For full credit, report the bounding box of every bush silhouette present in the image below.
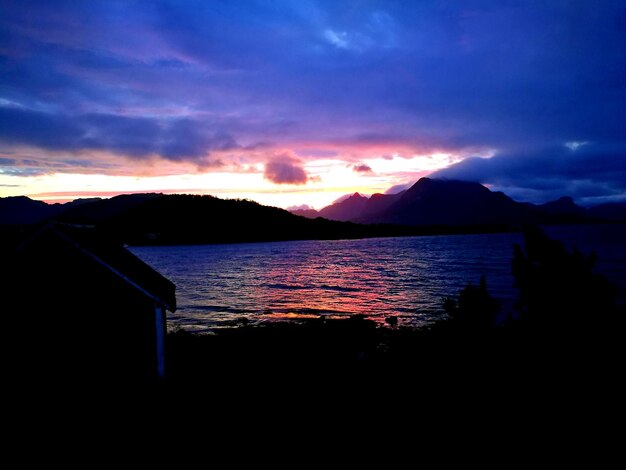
[443,275,500,329]
[512,226,617,331]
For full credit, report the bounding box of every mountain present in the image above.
[318,191,404,222]
[539,197,586,216]
[28,193,417,245]
[56,193,160,223]
[0,196,103,226]
[2,181,621,245]
[537,196,590,224]
[0,193,422,244]
[0,196,62,225]
[318,193,369,221]
[365,178,546,226]
[314,178,594,227]
[60,197,103,210]
[289,208,320,219]
[367,191,407,215]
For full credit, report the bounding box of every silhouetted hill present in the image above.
[61,197,103,209]
[313,178,595,227]
[290,208,320,219]
[538,196,585,216]
[0,196,62,225]
[56,193,161,223]
[318,193,370,221]
[371,178,547,226]
[318,191,404,222]
[1,183,620,244]
[537,196,589,222]
[57,193,423,245]
[367,190,407,214]
[0,192,514,245]
[0,196,102,225]
[588,202,626,222]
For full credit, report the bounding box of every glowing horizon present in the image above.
[1,2,625,207]
[0,147,463,209]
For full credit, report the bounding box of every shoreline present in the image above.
[164,310,626,393]
[125,221,626,248]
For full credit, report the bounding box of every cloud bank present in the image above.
[432,144,626,205]
[0,0,624,202]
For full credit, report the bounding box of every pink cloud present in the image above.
[352,163,373,174]
[264,154,309,185]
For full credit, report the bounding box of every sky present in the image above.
[1,0,625,209]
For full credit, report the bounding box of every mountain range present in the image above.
[1,178,625,245]
[291,178,626,226]
[0,192,420,245]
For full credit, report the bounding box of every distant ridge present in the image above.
[289,208,320,219]
[538,196,585,216]
[295,178,611,227]
[0,196,60,225]
[1,179,624,246]
[0,193,421,245]
[0,196,105,225]
[362,178,544,226]
[318,191,404,222]
[57,193,161,222]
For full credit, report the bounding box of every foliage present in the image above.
[443,275,500,329]
[512,226,617,329]
[443,226,620,334]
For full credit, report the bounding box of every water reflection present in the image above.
[131,233,521,331]
[130,225,626,332]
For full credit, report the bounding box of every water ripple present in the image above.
[131,225,626,332]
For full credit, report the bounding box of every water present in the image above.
[130,224,626,332]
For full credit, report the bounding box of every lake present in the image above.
[131,224,626,332]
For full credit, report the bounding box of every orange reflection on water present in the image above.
[262,312,321,321]
[131,232,531,332]
[252,243,416,325]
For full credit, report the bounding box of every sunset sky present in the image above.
[1,0,625,209]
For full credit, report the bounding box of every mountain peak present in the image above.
[2,195,35,202]
[318,191,371,221]
[539,196,584,216]
[368,178,535,226]
[403,177,490,198]
[556,196,574,204]
[0,195,59,225]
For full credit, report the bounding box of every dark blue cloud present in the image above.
[432,144,626,205]
[385,183,411,195]
[0,107,239,161]
[0,0,625,198]
[0,107,83,149]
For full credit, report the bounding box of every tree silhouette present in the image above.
[443,275,500,329]
[512,226,617,331]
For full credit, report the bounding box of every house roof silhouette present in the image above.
[1,223,176,380]
[10,223,176,312]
